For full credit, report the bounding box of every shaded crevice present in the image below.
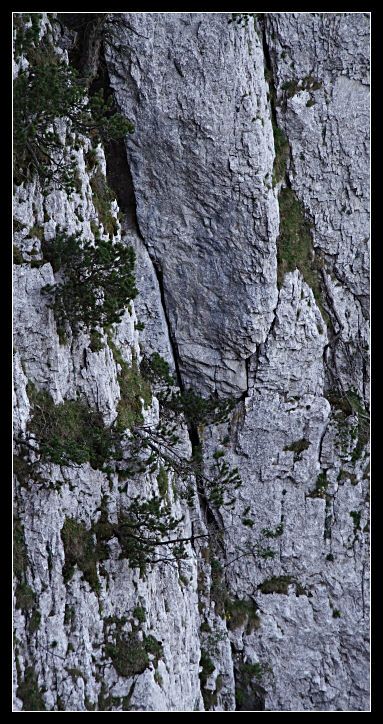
[261,17,350,400]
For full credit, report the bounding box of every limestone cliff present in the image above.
[13,12,370,711]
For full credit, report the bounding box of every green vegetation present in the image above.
[272,121,289,186]
[13,14,43,60]
[199,649,215,688]
[162,388,235,429]
[90,330,104,352]
[61,518,100,593]
[14,515,28,582]
[210,557,227,618]
[14,515,40,628]
[41,230,137,341]
[90,170,119,239]
[308,470,328,498]
[235,660,268,711]
[106,631,149,677]
[29,609,41,634]
[113,496,187,572]
[85,147,99,172]
[283,437,310,461]
[16,666,46,711]
[261,523,284,538]
[141,352,174,387]
[27,385,116,469]
[132,605,146,623]
[277,187,328,321]
[281,75,322,99]
[349,510,362,533]
[108,340,152,431]
[157,465,169,498]
[115,356,152,431]
[15,582,35,611]
[13,245,25,264]
[105,620,163,678]
[326,389,369,460]
[228,13,263,27]
[259,575,293,594]
[226,598,261,633]
[13,34,133,189]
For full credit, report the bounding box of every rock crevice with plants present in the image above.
[13,12,369,712]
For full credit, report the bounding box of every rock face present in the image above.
[106,12,279,396]
[13,12,369,712]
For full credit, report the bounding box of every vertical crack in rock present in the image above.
[13,11,369,713]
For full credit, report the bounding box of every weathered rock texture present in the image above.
[13,12,369,712]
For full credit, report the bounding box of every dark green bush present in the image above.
[41,231,137,339]
[13,41,134,189]
[61,518,100,593]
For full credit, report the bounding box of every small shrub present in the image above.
[283,438,310,461]
[15,582,35,611]
[115,496,186,571]
[226,598,261,633]
[259,575,293,594]
[13,245,25,264]
[90,170,119,239]
[106,631,149,677]
[29,609,41,634]
[16,666,46,711]
[13,13,42,61]
[105,628,163,678]
[132,605,146,624]
[61,518,100,593]
[89,330,104,352]
[308,470,328,498]
[199,649,215,688]
[85,147,99,172]
[13,41,134,189]
[27,385,116,469]
[41,230,137,338]
[157,465,169,498]
[349,510,361,532]
[261,523,284,538]
[141,352,174,386]
[13,515,28,580]
[108,341,152,431]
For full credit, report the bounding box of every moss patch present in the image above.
[61,518,100,593]
[16,666,46,711]
[157,465,169,498]
[277,187,328,323]
[226,598,261,634]
[109,340,152,432]
[272,121,289,186]
[259,575,293,594]
[283,437,310,461]
[27,384,115,469]
[90,170,118,239]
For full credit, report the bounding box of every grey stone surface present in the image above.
[13,11,369,713]
[106,12,279,396]
[265,12,370,403]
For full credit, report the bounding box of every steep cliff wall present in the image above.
[13,12,369,711]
